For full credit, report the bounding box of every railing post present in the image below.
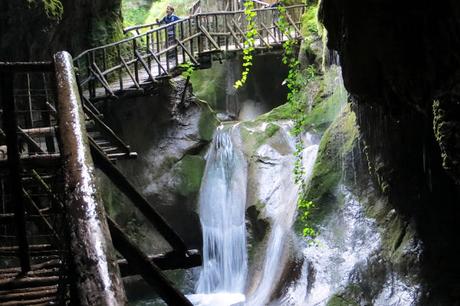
[53,51,127,306]
[0,69,31,273]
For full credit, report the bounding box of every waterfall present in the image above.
[246,131,319,306]
[190,125,248,306]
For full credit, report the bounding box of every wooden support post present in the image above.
[54,51,127,306]
[198,25,220,50]
[134,49,155,82]
[175,39,200,65]
[0,70,31,273]
[107,217,193,306]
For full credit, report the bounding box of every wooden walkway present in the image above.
[74,5,306,101]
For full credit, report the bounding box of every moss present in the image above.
[256,65,345,136]
[326,295,359,306]
[122,0,153,27]
[326,284,362,306]
[172,155,206,197]
[197,100,220,141]
[90,12,124,48]
[301,4,319,38]
[256,103,296,122]
[190,63,228,109]
[240,122,281,152]
[308,105,357,199]
[295,105,358,231]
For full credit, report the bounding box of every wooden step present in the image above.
[0,284,57,302]
[0,296,56,306]
[0,259,61,274]
[0,275,60,290]
[0,244,60,256]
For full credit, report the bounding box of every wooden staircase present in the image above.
[0,169,71,305]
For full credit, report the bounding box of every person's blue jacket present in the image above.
[158,14,180,36]
[158,14,180,24]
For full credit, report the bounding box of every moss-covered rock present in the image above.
[172,155,206,197]
[257,65,346,134]
[1,0,123,60]
[198,100,220,141]
[305,104,357,204]
[239,121,281,154]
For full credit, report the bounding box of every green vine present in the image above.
[277,1,317,239]
[234,0,257,89]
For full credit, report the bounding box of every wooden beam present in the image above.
[260,22,278,44]
[198,25,220,50]
[118,249,201,276]
[175,39,200,65]
[89,64,115,97]
[134,50,155,82]
[17,127,46,153]
[147,48,168,74]
[108,217,193,306]
[226,22,243,49]
[90,142,189,255]
[119,56,141,89]
[284,10,302,37]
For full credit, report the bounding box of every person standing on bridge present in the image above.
[157,5,181,62]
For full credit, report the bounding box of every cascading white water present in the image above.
[189,125,248,306]
[246,130,319,306]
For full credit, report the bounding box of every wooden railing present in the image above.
[74,4,305,101]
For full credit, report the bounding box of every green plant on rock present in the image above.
[298,198,315,237]
[234,0,257,89]
[276,1,319,238]
[179,61,196,78]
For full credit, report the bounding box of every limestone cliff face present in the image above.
[0,0,123,60]
[319,1,460,303]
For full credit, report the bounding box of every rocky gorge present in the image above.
[1,0,460,305]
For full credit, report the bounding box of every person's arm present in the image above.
[156,16,166,25]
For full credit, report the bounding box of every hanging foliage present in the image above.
[234,0,257,89]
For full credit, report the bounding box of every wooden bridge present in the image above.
[74,4,305,102]
[0,3,306,305]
